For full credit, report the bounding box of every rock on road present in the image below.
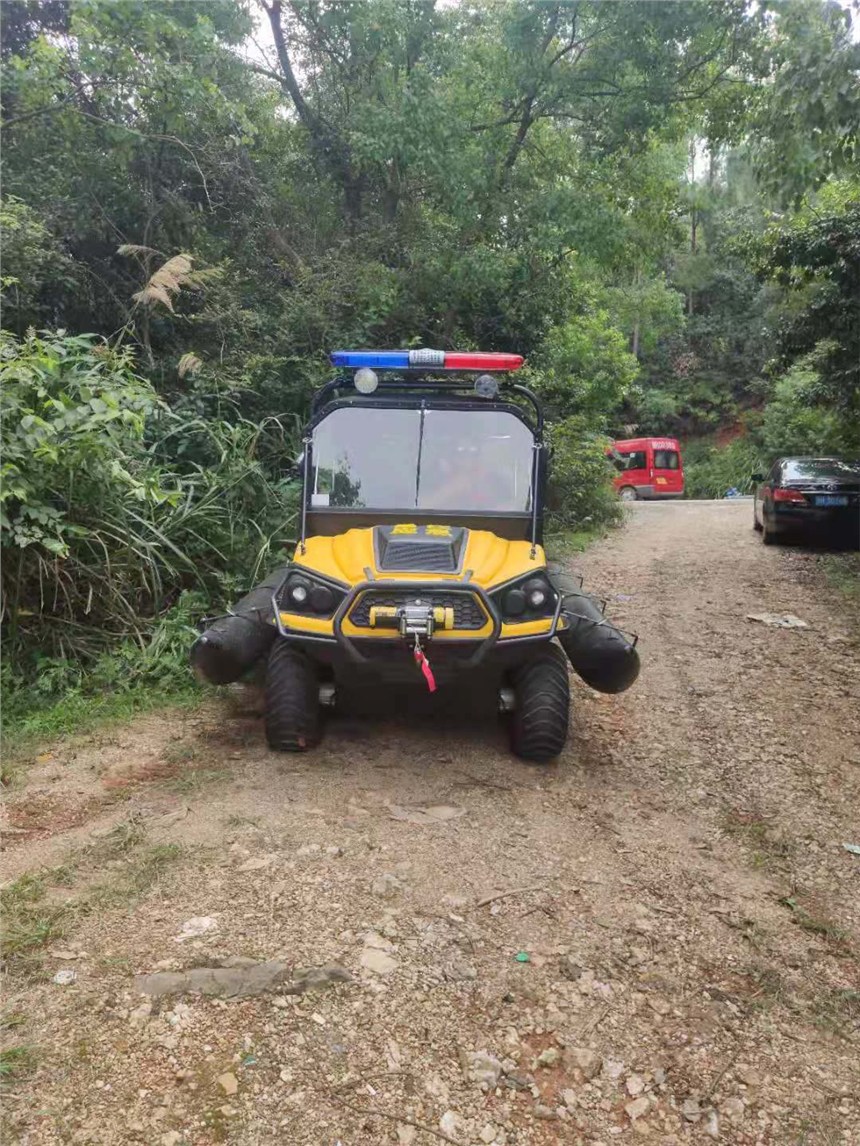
[3,500,859,1146]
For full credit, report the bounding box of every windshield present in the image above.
[310,406,534,513]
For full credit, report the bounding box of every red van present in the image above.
[608,437,684,501]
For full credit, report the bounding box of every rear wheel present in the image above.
[264,640,321,751]
[509,644,570,764]
[753,506,763,532]
[761,514,776,545]
[619,486,638,502]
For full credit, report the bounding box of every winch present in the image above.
[368,600,455,639]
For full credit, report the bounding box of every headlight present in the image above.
[504,588,526,616]
[290,582,309,605]
[524,579,547,609]
[310,584,334,613]
[281,572,344,617]
[493,574,556,620]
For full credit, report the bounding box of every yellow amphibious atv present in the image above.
[192,349,639,762]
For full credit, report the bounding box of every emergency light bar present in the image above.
[329,349,524,371]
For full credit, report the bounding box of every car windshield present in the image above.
[783,459,860,481]
[310,406,534,513]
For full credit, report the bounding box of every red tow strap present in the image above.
[414,645,437,692]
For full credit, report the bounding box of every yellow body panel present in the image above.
[292,526,545,591]
[283,525,557,643]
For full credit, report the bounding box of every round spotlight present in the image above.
[474,373,499,399]
[354,367,379,394]
[310,584,334,613]
[524,579,548,610]
[289,580,309,606]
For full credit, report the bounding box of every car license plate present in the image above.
[815,495,848,506]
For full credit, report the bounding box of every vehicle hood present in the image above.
[292,525,544,590]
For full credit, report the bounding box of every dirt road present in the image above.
[3,501,859,1146]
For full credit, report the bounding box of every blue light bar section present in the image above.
[330,350,410,369]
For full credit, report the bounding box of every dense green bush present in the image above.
[0,591,207,745]
[682,435,765,499]
[759,360,848,457]
[545,417,622,532]
[1,331,299,687]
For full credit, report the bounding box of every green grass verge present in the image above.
[1,678,205,769]
[544,523,607,559]
[1,823,187,974]
[822,552,860,604]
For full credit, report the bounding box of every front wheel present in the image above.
[619,486,638,502]
[509,645,570,764]
[264,640,321,751]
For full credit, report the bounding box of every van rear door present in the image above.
[650,440,684,496]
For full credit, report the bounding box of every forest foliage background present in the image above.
[1,0,858,729]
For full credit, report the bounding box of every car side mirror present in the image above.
[751,472,764,483]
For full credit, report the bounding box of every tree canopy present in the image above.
[1,0,858,687]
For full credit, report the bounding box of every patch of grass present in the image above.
[85,818,147,861]
[0,874,68,968]
[738,964,792,1013]
[3,829,185,973]
[163,740,199,766]
[545,524,605,559]
[166,768,230,795]
[90,842,185,908]
[778,895,848,944]
[812,987,860,1037]
[1,682,204,767]
[0,1045,35,1083]
[0,1014,26,1034]
[722,809,794,869]
[822,553,860,603]
[223,814,261,828]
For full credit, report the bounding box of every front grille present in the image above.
[382,541,457,572]
[349,590,487,630]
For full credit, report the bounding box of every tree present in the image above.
[746,0,860,204]
[753,189,860,437]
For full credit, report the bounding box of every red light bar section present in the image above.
[444,352,524,371]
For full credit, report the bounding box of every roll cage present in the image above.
[300,374,547,553]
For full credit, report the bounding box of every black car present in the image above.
[752,457,860,547]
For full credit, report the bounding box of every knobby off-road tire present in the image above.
[264,639,321,751]
[510,644,570,764]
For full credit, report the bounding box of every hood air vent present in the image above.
[375,525,466,573]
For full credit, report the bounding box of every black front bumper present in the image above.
[271,571,564,671]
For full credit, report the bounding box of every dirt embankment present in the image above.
[2,501,858,1146]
